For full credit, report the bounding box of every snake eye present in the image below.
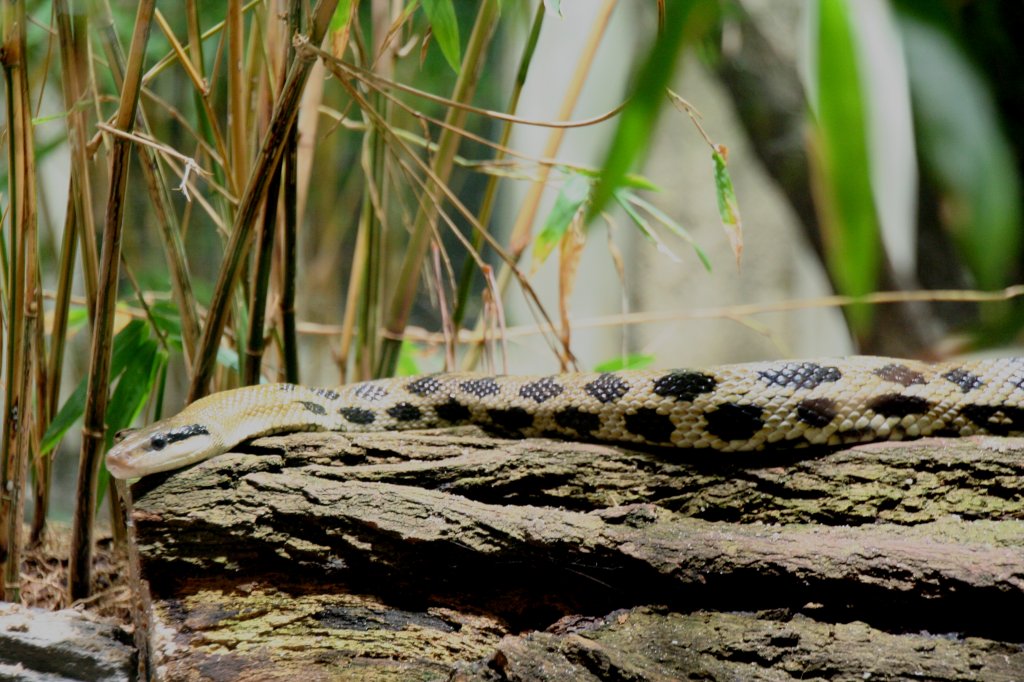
[149,434,168,451]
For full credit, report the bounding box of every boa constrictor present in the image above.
[105,356,1024,479]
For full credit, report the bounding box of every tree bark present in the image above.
[123,429,1024,680]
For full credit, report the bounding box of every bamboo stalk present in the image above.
[375,0,502,378]
[94,0,200,546]
[280,0,302,383]
[188,0,338,402]
[228,0,248,197]
[356,109,385,379]
[28,271,46,545]
[94,0,203,372]
[34,200,78,544]
[243,166,282,385]
[0,0,39,602]
[68,0,156,601]
[281,138,300,383]
[346,27,397,376]
[339,0,389,380]
[62,17,100,323]
[243,1,292,386]
[36,0,92,544]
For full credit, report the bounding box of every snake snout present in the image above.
[105,442,139,480]
[105,454,131,480]
[105,420,220,479]
[104,424,169,479]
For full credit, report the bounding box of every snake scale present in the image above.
[105,356,1024,479]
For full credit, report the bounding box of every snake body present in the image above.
[105,356,1024,479]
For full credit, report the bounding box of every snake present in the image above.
[104,356,1024,479]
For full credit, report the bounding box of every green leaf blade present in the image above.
[330,0,354,31]
[712,148,743,267]
[811,0,882,333]
[587,0,719,223]
[421,0,462,73]
[532,173,591,268]
[619,191,712,272]
[40,319,150,455]
[105,339,166,444]
[898,10,1021,291]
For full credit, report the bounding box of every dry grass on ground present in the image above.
[19,524,132,627]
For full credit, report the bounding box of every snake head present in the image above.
[106,422,216,479]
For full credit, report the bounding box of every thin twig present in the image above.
[95,121,212,197]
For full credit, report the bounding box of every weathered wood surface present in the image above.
[125,428,1024,680]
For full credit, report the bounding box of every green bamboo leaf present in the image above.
[594,354,654,372]
[105,339,166,444]
[532,173,591,268]
[712,147,743,267]
[811,0,881,333]
[40,319,149,455]
[619,191,712,271]
[62,377,92,433]
[572,167,661,192]
[897,9,1021,290]
[329,0,354,31]
[421,0,461,73]
[587,0,718,223]
[614,191,681,264]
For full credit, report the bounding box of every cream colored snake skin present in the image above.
[105,356,1024,479]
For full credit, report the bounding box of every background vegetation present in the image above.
[0,0,1021,604]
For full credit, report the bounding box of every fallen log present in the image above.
[123,429,1024,680]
